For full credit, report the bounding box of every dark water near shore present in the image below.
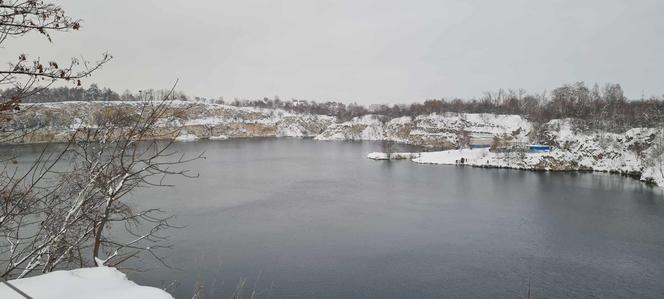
[13,138,664,298]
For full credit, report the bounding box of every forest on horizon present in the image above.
[3,81,664,131]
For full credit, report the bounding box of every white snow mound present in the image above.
[174,134,199,142]
[413,148,491,165]
[0,267,173,299]
[209,135,229,140]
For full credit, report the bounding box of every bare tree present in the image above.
[71,97,201,268]
[0,1,199,280]
[0,1,109,277]
[0,95,202,279]
[0,0,111,117]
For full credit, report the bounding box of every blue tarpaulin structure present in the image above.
[528,145,551,152]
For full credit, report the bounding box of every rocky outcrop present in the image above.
[0,101,335,144]
[4,102,531,149]
[369,118,664,187]
[315,113,531,149]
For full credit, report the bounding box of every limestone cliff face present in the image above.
[315,113,531,150]
[319,115,663,184]
[3,102,531,149]
[396,117,664,186]
[530,119,662,179]
[0,101,335,143]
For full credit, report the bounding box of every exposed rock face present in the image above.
[374,118,664,186]
[315,113,531,150]
[0,101,335,143]
[320,114,664,187]
[533,119,664,185]
[5,102,531,149]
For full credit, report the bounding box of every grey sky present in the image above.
[4,0,664,103]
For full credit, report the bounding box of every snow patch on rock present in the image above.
[316,112,531,148]
[174,134,199,142]
[367,152,420,160]
[209,135,229,140]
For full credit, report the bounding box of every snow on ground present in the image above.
[184,116,228,126]
[209,134,229,140]
[276,122,307,137]
[15,101,334,140]
[412,148,491,165]
[367,152,389,160]
[315,112,532,146]
[643,163,664,186]
[0,267,173,299]
[368,120,664,187]
[174,133,199,142]
[24,100,191,108]
[367,152,420,160]
[316,115,385,141]
[69,117,84,130]
[416,113,531,138]
[371,141,663,187]
[387,116,412,125]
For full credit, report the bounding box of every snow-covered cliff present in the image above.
[315,113,531,149]
[1,101,335,143]
[369,118,664,187]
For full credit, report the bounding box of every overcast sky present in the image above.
[4,0,664,103]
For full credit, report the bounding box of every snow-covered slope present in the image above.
[0,267,173,299]
[314,115,386,141]
[368,119,664,187]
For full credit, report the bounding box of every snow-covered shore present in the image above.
[0,267,173,299]
[368,145,664,187]
[367,152,420,160]
[365,117,664,187]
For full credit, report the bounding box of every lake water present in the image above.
[19,138,664,298]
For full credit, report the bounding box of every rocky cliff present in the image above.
[315,113,531,149]
[0,101,335,143]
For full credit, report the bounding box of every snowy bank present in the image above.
[174,133,200,142]
[209,134,229,140]
[367,152,420,160]
[366,146,663,187]
[0,267,173,299]
[363,118,664,187]
[413,148,491,165]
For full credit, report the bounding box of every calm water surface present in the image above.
[22,138,664,298]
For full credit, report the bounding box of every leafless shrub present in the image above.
[0,94,202,279]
